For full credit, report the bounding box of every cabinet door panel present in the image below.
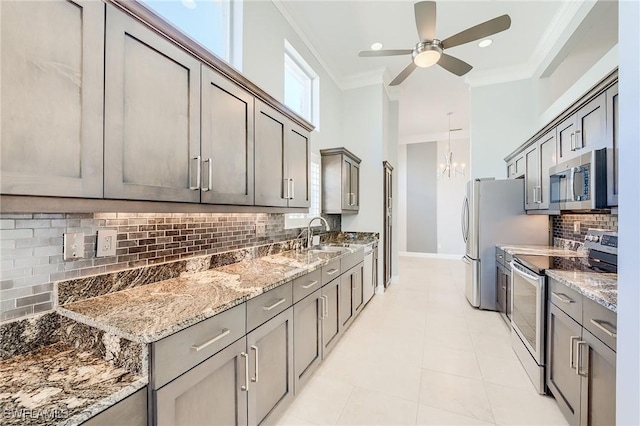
[547,303,582,426]
[576,94,606,152]
[104,6,200,202]
[539,130,557,210]
[155,337,247,426]
[557,116,576,163]
[321,278,341,357]
[287,125,310,208]
[294,290,322,393]
[340,270,355,328]
[352,264,364,316]
[580,329,616,426]
[1,0,104,197]
[342,158,352,210]
[524,144,539,210]
[350,163,360,210]
[606,83,618,206]
[255,102,287,207]
[201,67,254,205]
[247,308,294,426]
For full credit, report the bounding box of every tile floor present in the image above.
[276,256,568,426]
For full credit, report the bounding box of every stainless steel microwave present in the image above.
[549,148,607,210]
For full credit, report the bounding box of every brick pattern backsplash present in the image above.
[552,213,618,242]
[0,212,341,322]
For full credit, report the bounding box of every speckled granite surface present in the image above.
[0,313,61,360]
[546,270,617,312]
[0,342,146,426]
[57,245,366,343]
[498,244,588,257]
[322,232,379,245]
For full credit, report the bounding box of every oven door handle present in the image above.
[510,261,541,281]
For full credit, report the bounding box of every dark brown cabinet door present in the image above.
[547,303,582,426]
[606,83,618,206]
[575,94,606,153]
[538,130,557,210]
[339,268,355,328]
[255,101,287,207]
[293,289,323,393]
[287,124,310,208]
[352,263,364,316]
[524,144,539,210]
[557,115,577,164]
[104,5,201,203]
[201,66,254,205]
[1,0,104,198]
[321,278,341,358]
[579,329,616,426]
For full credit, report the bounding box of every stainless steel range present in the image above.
[510,229,618,394]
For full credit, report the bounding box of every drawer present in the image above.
[293,268,322,303]
[583,297,617,351]
[152,303,246,389]
[321,258,341,286]
[341,248,364,272]
[548,277,583,322]
[247,281,293,332]
[495,247,505,266]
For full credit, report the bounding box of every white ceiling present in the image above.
[277,0,569,142]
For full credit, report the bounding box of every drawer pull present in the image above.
[322,295,328,318]
[241,352,249,391]
[190,328,231,352]
[302,280,319,289]
[590,319,617,338]
[576,341,588,377]
[250,345,259,383]
[326,268,339,276]
[552,292,575,304]
[569,336,580,369]
[263,298,286,311]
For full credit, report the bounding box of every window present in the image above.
[285,153,321,229]
[140,0,242,70]
[284,40,319,128]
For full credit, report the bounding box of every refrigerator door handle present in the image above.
[461,197,469,243]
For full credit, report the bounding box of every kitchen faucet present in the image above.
[306,216,330,248]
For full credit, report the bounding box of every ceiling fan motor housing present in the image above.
[412,40,443,67]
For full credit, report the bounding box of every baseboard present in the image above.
[399,251,464,260]
[391,275,400,284]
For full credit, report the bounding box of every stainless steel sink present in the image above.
[308,245,345,253]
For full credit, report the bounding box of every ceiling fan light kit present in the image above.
[357,0,511,85]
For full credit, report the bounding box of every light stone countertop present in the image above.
[0,342,146,426]
[546,270,617,312]
[57,245,368,344]
[498,244,588,257]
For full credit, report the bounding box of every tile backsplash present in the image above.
[552,213,618,243]
[0,212,340,322]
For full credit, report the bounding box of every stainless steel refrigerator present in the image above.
[461,178,549,310]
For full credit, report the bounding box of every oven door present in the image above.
[511,261,545,364]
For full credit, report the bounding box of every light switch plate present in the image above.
[63,232,85,260]
[574,221,581,233]
[97,229,117,257]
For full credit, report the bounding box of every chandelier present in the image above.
[438,112,466,178]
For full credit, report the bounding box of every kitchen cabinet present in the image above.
[83,388,147,426]
[507,154,525,179]
[524,129,557,210]
[255,101,310,208]
[320,148,362,214]
[605,82,618,207]
[155,338,248,426]
[293,289,323,393]
[558,94,606,164]
[321,276,341,358]
[339,262,365,329]
[201,66,255,205]
[104,5,201,203]
[363,246,376,305]
[546,278,616,426]
[0,0,104,198]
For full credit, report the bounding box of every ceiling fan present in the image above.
[358,1,511,85]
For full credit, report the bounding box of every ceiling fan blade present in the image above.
[414,1,437,41]
[390,62,418,86]
[441,14,511,50]
[437,53,473,76]
[358,49,413,57]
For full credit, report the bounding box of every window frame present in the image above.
[284,39,319,128]
[285,152,322,230]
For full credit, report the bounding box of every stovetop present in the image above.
[514,254,594,275]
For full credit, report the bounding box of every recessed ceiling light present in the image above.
[371,42,383,51]
[182,0,197,9]
[478,39,493,48]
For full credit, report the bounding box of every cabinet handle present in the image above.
[570,133,575,151]
[590,319,617,337]
[320,295,326,319]
[201,158,212,192]
[326,268,339,276]
[537,186,542,203]
[190,155,201,190]
[250,345,259,383]
[190,328,230,352]
[323,295,329,318]
[283,178,289,199]
[302,280,318,289]
[575,129,582,149]
[552,292,575,304]
[241,352,249,391]
[576,341,588,377]
[569,336,580,369]
[290,178,295,200]
[262,298,286,311]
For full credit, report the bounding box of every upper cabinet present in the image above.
[255,101,310,209]
[0,0,105,198]
[104,5,201,203]
[524,129,557,211]
[507,153,525,179]
[605,83,618,207]
[557,93,606,164]
[320,148,361,214]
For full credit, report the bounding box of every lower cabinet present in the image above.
[321,277,342,358]
[83,387,147,426]
[547,288,617,426]
[293,289,323,393]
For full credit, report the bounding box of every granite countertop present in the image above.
[0,342,146,426]
[57,245,368,344]
[498,244,588,257]
[546,270,617,312]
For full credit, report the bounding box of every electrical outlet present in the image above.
[97,229,117,257]
[63,232,85,260]
[256,222,266,237]
[574,221,581,234]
